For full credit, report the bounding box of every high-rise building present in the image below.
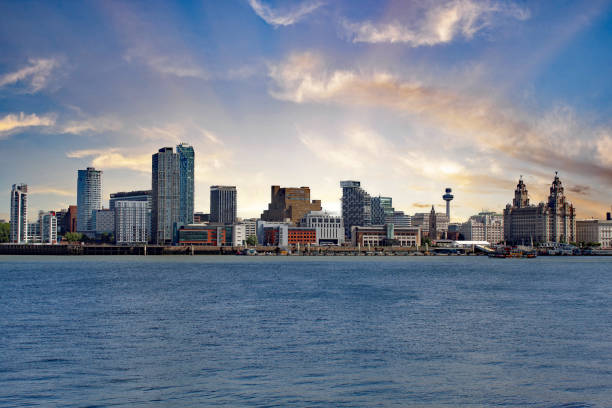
[371,196,394,225]
[443,188,454,220]
[110,190,151,241]
[177,143,195,225]
[261,185,322,225]
[459,212,503,243]
[94,209,115,235]
[152,147,180,244]
[115,201,148,244]
[503,174,576,244]
[193,212,210,223]
[10,183,28,243]
[39,211,57,244]
[340,180,371,239]
[77,167,102,235]
[210,186,237,224]
[300,210,344,245]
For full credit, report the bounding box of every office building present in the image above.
[115,201,148,244]
[233,223,246,246]
[240,218,258,240]
[412,208,449,239]
[300,211,344,245]
[210,186,237,224]
[39,211,57,244]
[261,185,322,225]
[193,212,210,223]
[503,174,576,244]
[576,219,612,248]
[459,212,503,244]
[176,224,234,246]
[262,225,317,247]
[10,183,28,243]
[152,147,180,244]
[385,211,412,228]
[177,143,195,225]
[351,224,421,247]
[27,221,40,243]
[371,196,394,225]
[340,180,372,239]
[77,167,102,235]
[94,209,115,235]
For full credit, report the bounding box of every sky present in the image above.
[1,0,612,222]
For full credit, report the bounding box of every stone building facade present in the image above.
[261,186,321,225]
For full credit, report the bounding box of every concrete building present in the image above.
[39,211,58,244]
[115,201,148,245]
[176,143,195,225]
[340,180,372,239]
[27,221,40,243]
[503,174,576,245]
[193,212,210,223]
[10,183,28,243]
[351,224,421,247]
[262,225,317,247]
[152,147,180,244]
[385,211,412,228]
[65,205,77,233]
[240,218,258,240]
[459,212,504,244]
[210,186,237,224]
[176,224,234,246]
[300,211,344,245]
[233,223,246,246]
[94,209,115,235]
[576,219,612,248]
[77,167,102,235]
[412,207,449,239]
[371,196,394,225]
[110,190,151,240]
[261,185,322,225]
[256,220,290,245]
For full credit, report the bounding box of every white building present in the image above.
[300,211,345,245]
[39,211,57,244]
[27,222,41,243]
[240,218,258,240]
[459,212,503,244]
[576,220,612,248]
[233,223,246,246]
[10,183,28,243]
[115,201,148,244]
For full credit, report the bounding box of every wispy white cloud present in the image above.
[0,112,55,138]
[67,148,151,172]
[0,58,60,92]
[61,116,123,135]
[343,0,529,45]
[248,0,324,27]
[268,52,612,185]
[124,48,208,79]
[29,186,74,197]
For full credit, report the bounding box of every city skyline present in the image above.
[1,0,612,221]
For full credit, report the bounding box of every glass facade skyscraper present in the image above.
[210,186,237,224]
[10,183,28,243]
[177,143,195,225]
[76,167,102,234]
[151,144,195,244]
[340,180,372,239]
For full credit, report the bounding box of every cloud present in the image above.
[30,186,74,197]
[268,52,612,186]
[343,0,529,45]
[413,202,433,209]
[0,58,60,92]
[67,148,151,172]
[567,184,591,195]
[0,112,55,137]
[124,48,208,79]
[61,116,123,135]
[248,0,323,27]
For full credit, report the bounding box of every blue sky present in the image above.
[1,0,612,221]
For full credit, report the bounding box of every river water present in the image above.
[1,256,611,407]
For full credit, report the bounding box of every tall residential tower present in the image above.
[10,183,28,243]
[76,167,102,235]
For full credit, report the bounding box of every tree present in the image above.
[64,232,84,242]
[246,235,258,246]
[0,223,9,243]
